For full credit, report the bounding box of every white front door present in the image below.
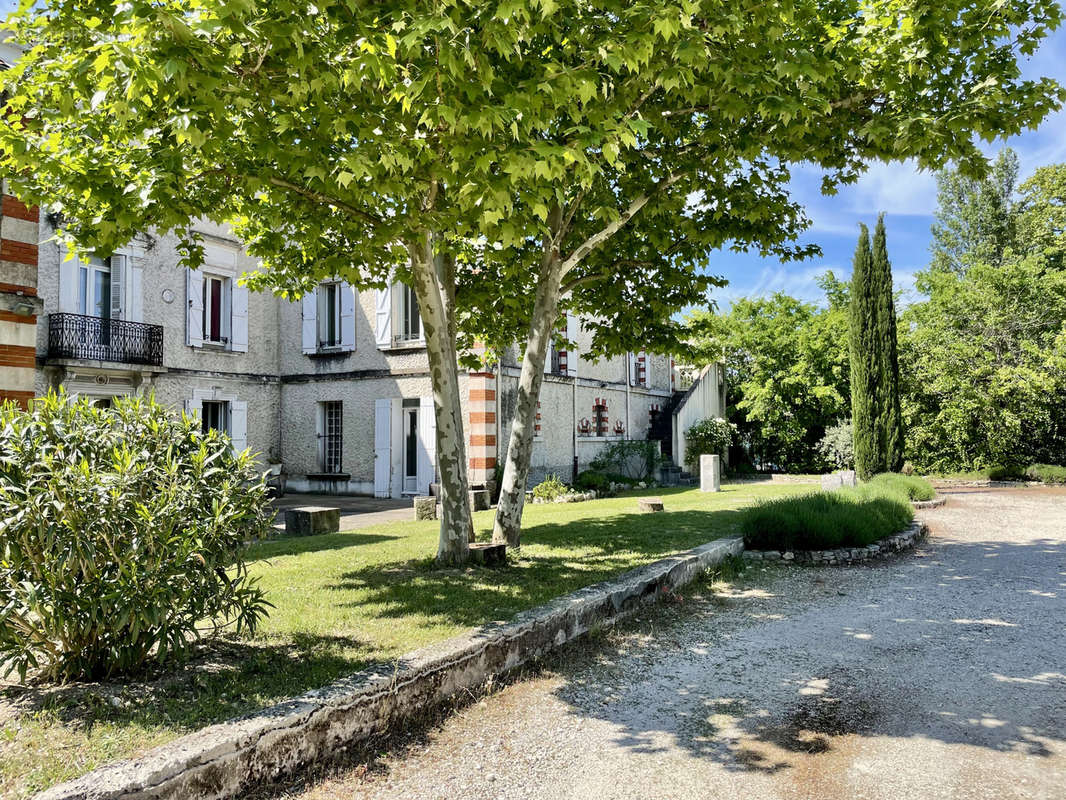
[403,405,419,494]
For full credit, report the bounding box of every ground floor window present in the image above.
[201,400,230,435]
[403,398,419,493]
[318,401,343,473]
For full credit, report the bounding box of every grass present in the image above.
[740,479,916,552]
[0,482,804,798]
[868,472,937,501]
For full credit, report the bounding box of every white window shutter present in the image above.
[109,255,126,320]
[184,396,202,421]
[375,285,392,348]
[128,259,143,322]
[59,257,78,313]
[186,268,204,347]
[417,395,436,495]
[301,288,318,354]
[230,282,249,352]
[374,398,392,498]
[340,282,356,351]
[229,400,248,454]
[565,314,579,376]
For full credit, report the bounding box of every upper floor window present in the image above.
[317,282,342,348]
[77,256,111,319]
[202,274,232,345]
[399,284,421,342]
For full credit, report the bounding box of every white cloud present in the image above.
[711,263,839,309]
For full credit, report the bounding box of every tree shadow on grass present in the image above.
[1,632,381,740]
[326,508,744,630]
[246,530,404,562]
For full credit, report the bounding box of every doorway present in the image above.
[402,400,419,494]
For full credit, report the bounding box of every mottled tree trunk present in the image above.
[409,236,474,565]
[493,215,564,549]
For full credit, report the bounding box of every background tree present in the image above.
[930,149,1021,274]
[685,274,851,473]
[1016,164,1066,271]
[871,215,904,470]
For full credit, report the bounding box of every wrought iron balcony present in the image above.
[47,313,163,367]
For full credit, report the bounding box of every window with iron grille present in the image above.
[319,401,343,473]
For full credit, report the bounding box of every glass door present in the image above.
[77,257,112,355]
[403,406,419,494]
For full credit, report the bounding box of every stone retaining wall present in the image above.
[743,521,927,566]
[912,497,946,509]
[39,538,743,800]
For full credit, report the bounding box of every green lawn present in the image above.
[0,482,803,798]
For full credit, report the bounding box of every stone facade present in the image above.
[23,216,724,497]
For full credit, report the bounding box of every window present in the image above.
[318,401,343,473]
[202,275,231,344]
[317,282,342,348]
[201,400,230,435]
[402,398,419,493]
[593,399,608,437]
[77,256,111,319]
[548,341,562,374]
[399,284,421,342]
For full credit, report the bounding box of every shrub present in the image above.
[986,464,1027,481]
[574,470,610,493]
[816,420,854,470]
[0,392,272,682]
[589,440,661,481]
[740,484,914,551]
[532,474,568,501]
[901,461,915,476]
[1025,463,1066,484]
[684,417,735,470]
[867,472,936,501]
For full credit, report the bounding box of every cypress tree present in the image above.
[871,214,904,471]
[849,223,883,479]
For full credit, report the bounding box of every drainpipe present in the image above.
[571,369,578,481]
[624,353,631,440]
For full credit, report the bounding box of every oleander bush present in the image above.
[741,483,914,551]
[867,472,936,501]
[0,392,272,682]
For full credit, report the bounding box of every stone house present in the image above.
[0,211,726,496]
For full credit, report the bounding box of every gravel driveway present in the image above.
[275,487,1066,800]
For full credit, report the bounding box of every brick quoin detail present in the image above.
[0,239,37,266]
[467,371,498,486]
[0,310,37,325]
[0,345,36,368]
[0,282,37,296]
[0,390,34,409]
[1,195,39,223]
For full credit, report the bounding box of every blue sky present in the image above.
[709,28,1066,310]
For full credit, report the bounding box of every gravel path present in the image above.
[275,488,1066,800]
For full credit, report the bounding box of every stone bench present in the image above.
[413,496,437,520]
[469,542,507,566]
[637,497,665,513]
[284,506,340,536]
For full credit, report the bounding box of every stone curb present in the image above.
[912,496,946,510]
[38,537,744,800]
[742,521,927,567]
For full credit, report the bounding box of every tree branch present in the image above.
[266,176,382,226]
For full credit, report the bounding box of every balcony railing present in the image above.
[47,313,163,367]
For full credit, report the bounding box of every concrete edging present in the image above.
[39,537,744,800]
[742,521,928,566]
[912,496,946,510]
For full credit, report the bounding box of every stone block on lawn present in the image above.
[638,497,665,513]
[284,506,340,536]
[413,496,437,521]
[469,489,491,511]
[821,472,843,491]
[468,542,507,566]
[699,454,721,492]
